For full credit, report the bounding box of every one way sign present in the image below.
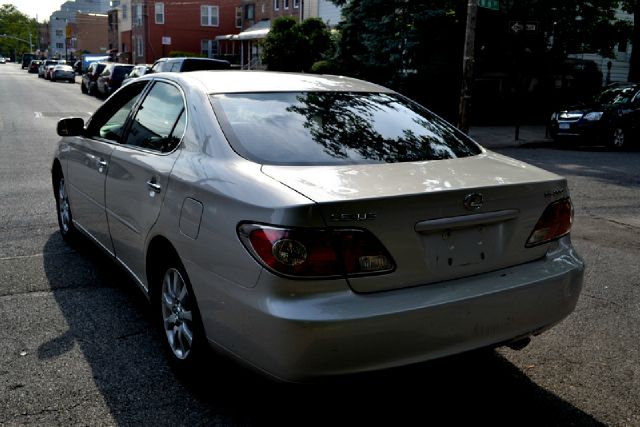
[509,21,539,33]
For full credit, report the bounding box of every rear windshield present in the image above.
[113,66,134,78]
[210,92,482,165]
[182,59,230,72]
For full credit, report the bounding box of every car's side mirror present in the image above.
[57,117,85,137]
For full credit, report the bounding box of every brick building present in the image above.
[123,0,243,65]
[73,13,109,55]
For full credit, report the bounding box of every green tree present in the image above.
[621,0,640,82]
[330,0,625,118]
[262,16,333,72]
[0,4,38,58]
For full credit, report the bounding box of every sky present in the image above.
[5,0,67,22]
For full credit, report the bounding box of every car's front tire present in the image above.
[54,173,79,243]
[154,259,208,372]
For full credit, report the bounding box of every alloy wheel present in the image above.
[58,178,71,234]
[612,128,625,148]
[161,268,194,360]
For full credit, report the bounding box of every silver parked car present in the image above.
[52,71,584,381]
[51,64,76,83]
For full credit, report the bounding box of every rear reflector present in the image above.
[526,198,573,247]
[237,223,395,278]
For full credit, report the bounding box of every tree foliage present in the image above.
[0,4,38,58]
[261,16,334,72]
[621,0,640,82]
[329,0,628,119]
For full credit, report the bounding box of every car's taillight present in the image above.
[526,198,573,247]
[237,224,395,278]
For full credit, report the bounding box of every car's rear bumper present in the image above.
[191,236,584,382]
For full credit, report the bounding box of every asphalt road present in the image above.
[0,63,638,426]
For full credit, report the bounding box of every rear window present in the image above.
[182,59,230,72]
[210,92,482,165]
[113,66,134,78]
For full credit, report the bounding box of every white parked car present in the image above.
[52,71,584,381]
[51,64,75,83]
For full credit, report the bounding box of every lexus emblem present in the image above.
[463,193,483,211]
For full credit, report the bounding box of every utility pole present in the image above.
[457,0,478,134]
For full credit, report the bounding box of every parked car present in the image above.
[51,64,76,83]
[81,61,108,95]
[122,64,151,85]
[28,59,42,73]
[22,53,36,69]
[0,57,6,64]
[52,71,584,382]
[149,57,230,73]
[95,63,134,97]
[44,63,59,80]
[73,60,82,74]
[38,59,59,78]
[550,83,640,148]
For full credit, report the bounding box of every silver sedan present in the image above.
[51,71,584,381]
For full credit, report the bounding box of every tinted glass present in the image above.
[124,81,185,152]
[87,81,148,142]
[211,92,482,166]
[113,66,134,79]
[181,59,230,72]
[595,87,638,105]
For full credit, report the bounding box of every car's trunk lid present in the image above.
[261,152,570,293]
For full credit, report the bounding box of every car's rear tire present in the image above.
[610,127,626,149]
[54,173,79,243]
[81,82,87,93]
[154,258,208,373]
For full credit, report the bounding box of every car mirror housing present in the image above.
[57,117,85,137]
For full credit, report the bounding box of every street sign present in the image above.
[509,21,539,33]
[162,36,171,45]
[479,0,499,10]
[510,21,524,33]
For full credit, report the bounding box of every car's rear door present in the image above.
[65,80,149,253]
[105,79,187,284]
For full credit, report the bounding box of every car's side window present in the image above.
[123,81,185,153]
[85,81,148,142]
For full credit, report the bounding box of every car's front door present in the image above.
[105,80,187,285]
[65,81,149,253]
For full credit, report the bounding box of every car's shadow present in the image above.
[41,233,604,426]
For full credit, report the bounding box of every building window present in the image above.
[245,4,255,20]
[201,39,218,58]
[133,3,143,26]
[274,0,280,11]
[122,3,128,19]
[261,3,265,13]
[201,5,219,26]
[284,0,289,10]
[155,2,164,24]
[56,42,64,49]
[235,7,242,28]
[56,29,63,37]
[293,0,299,8]
[136,36,144,57]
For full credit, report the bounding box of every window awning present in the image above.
[215,20,271,42]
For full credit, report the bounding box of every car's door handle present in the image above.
[146,180,161,193]
[97,159,108,172]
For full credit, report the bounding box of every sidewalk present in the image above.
[468,125,552,149]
